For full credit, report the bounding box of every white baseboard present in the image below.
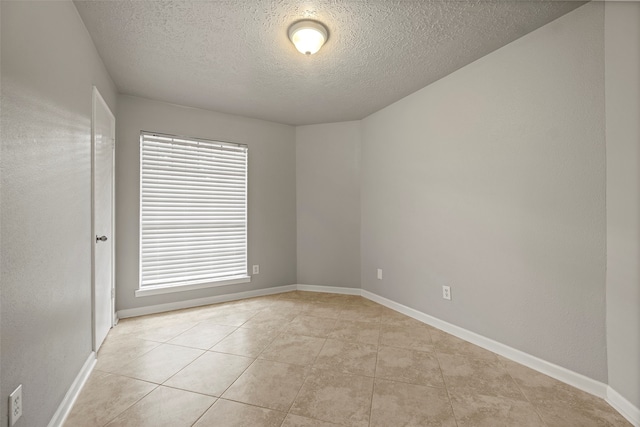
[299,285,607,398]
[48,351,96,427]
[110,282,637,425]
[295,284,361,295]
[117,285,296,319]
[361,289,608,399]
[607,386,640,427]
[295,283,637,422]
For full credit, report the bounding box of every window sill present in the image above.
[135,275,251,297]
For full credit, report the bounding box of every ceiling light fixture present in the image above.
[288,20,328,55]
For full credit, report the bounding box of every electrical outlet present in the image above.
[252,265,259,275]
[9,384,22,426]
[442,285,451,301]
[377,269,383,280]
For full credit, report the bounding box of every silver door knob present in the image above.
[96,235,108,242]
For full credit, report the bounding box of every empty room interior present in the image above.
[2,0,640,426]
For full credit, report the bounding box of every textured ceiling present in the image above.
[75,1,584,126]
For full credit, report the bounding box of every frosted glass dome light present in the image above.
[288,20,328,55]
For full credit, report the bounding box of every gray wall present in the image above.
[115,95,297,311]
[360,3,608,381]
[296,122,361,288]
[0,1,118,426]
[1,2,636,426]
[605,1,640,410]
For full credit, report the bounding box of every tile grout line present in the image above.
[280,296,355,423]
[92,368,168,386]
[203,325,241,351]
[428,327,460,427]
[69,294,376,426]
[187,304,294,424]
[214,306,306,407]
[201,312,283,402]
[188,399,218,427]
[99,379,160,427]
[368,316,384,427]
[156,322,240,393]
[283,335,330,418]
[75,291,611,426]
[95,340,162,371]
[98,306,269,425]
[159,349,208,383]
[251,296,338,422]
[498,358,550,427]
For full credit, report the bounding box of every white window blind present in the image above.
[140,132,248,291]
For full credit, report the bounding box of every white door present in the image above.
[92,87,115,352]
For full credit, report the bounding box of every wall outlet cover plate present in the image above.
[9,384,22,426]
[442,285,451,300]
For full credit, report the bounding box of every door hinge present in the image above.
[111,288,115,299]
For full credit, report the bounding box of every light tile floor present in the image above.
[65,291,631,427]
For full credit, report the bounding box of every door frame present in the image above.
[91,86,116,352]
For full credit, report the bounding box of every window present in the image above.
[137,132,249,296]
